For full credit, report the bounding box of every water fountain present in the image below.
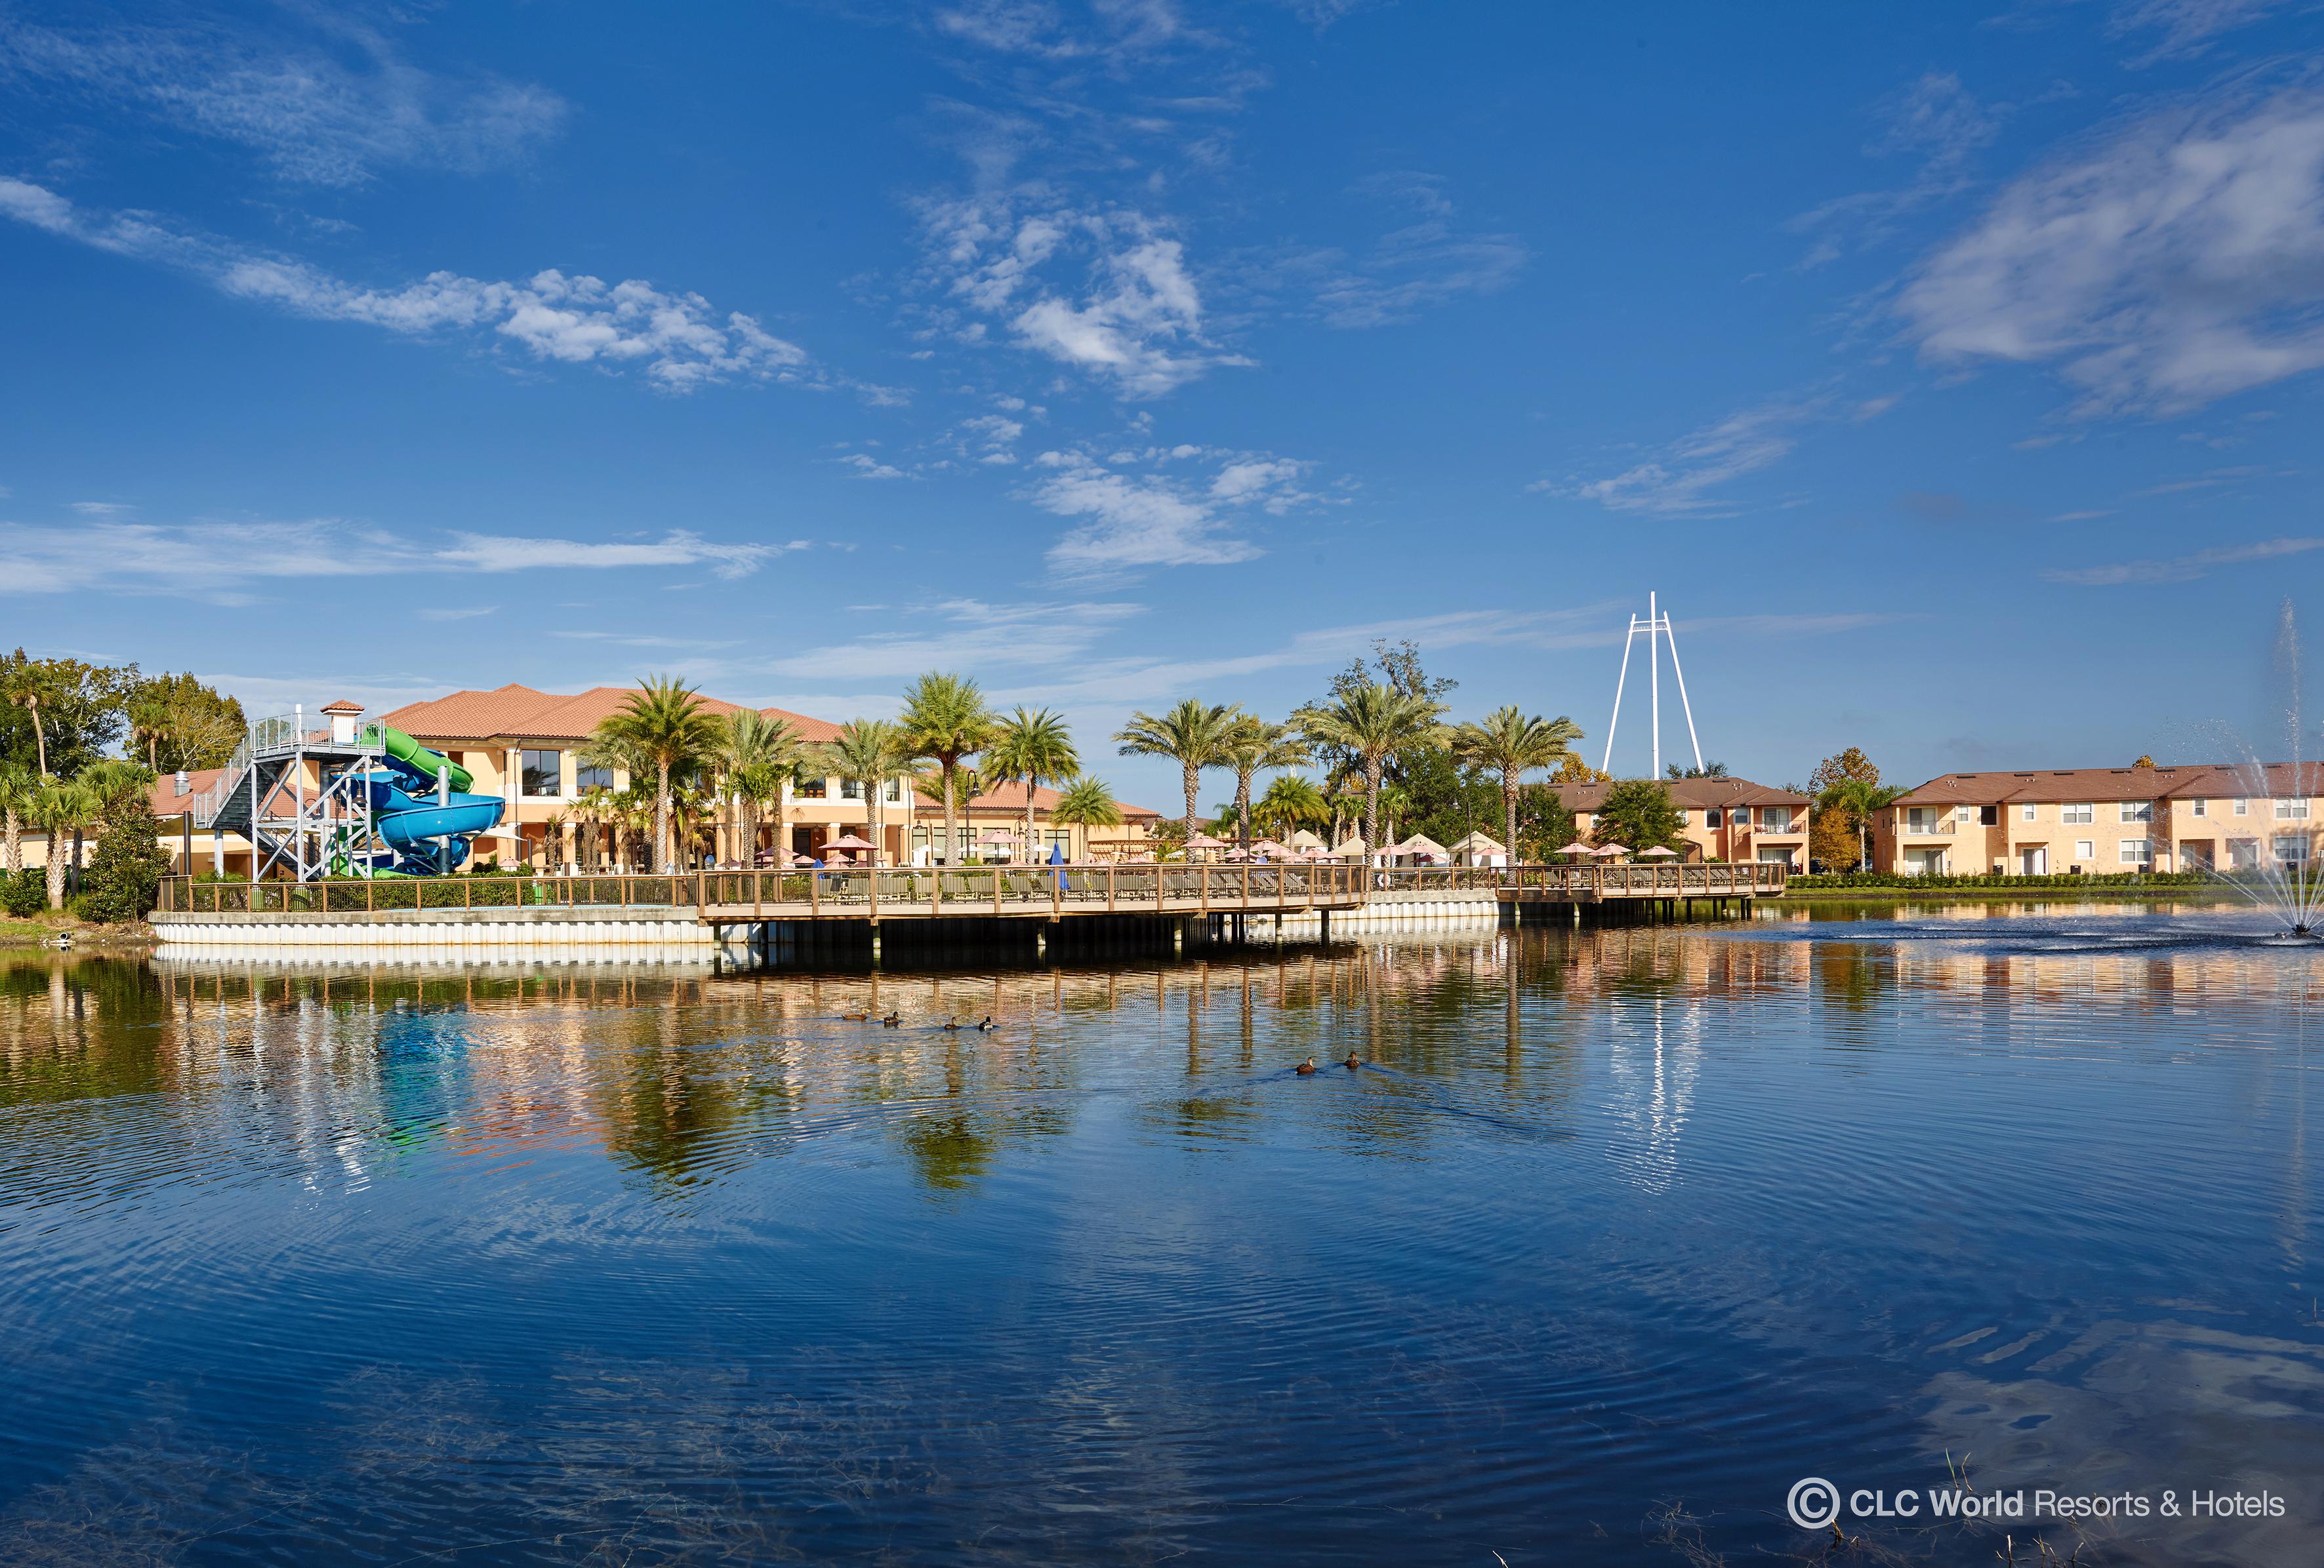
[2209,600,2323,940]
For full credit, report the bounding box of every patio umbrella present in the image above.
[827,834,875,851]
[1639,845,1678,858]
[1555,842,1593,856]
[1592,843,1629,856]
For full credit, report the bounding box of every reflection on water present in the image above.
[2,906,2320,1565]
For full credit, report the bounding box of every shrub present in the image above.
[79,789,173,923]
[1,868,44,917]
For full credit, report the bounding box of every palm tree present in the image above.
[1253,774,1328,842]
[908,762,987,862]
[1115,698,1240,850]
[1820,778,1906,871]
[31,777,98,908]
[78,759,153,805]
[899,672,996,866]
[822,719,916,866]
[0,763,37,877]
[1293,683,1448,860]
[1450,706,1583,868]
[1050,774,1124,859]
[713,710,807,866]
[590,676,720,872]
[987,706,1080,862]
[1221,717,1309,851]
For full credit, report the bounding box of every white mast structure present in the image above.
[1601,591,1703,778]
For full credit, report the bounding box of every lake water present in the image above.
[3,903,2320,1565]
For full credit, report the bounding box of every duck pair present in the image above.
[1295,1054,1364,1075]
[939,1016,996,1032]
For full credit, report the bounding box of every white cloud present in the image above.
[0,517,796,599]
[1789,73,1999,268]
[415,606,497,622]
[918,200,1246,395]
[2109,0,2283,65]
[1560,400,1816,515]
[1896,85,2324,419]
[0,178,811,392]
[929,0,1187,61]
[0,10,565,187]
[70,500,132,518]
[763,598,1145,680]
[2044,536,2323,584]
[439,531,800,577]
[840,453,911,479]
[1029,446,1317,573]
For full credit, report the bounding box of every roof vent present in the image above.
[174,769,189,796]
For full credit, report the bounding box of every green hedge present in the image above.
[1791,870,2217,891]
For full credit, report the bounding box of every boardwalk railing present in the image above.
[153,859,1784,919]
[156,862,1372,919]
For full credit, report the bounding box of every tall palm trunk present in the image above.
[1181,763,1199,849]
[869,779,886,866]
[4,808,18,876]
[655,761,672,873]
[1235,768,1254,849]
[1363,759,1382,862]
[44,826,65,909]
[1503,771,1520,869]
[941,759,959,866]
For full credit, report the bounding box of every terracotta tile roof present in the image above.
[910,778,1161,820]
[319,699,365,714]
[1893,761,2324,807]
[378,684,844,744]
[147,767,226,818]
[1547,776,1808,811]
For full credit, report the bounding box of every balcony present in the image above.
[1750,816,1804,836]
[1900,818,1959,837]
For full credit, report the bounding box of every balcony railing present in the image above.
[1900,818,1959,837]
[1751,816,1803,835]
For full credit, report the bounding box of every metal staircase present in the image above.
[190,710,386,881]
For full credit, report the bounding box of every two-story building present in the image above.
[1547,777,1814,868]
[1874,763,2323,875]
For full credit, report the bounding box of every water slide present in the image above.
[334,723,508,875]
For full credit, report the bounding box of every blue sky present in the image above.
[4,0,2321,802]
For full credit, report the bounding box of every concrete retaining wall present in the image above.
[153,910,716,950]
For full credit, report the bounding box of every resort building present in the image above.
[1547,777,1814,868]
[1871,763,2324,875]
[100,685,1160,876]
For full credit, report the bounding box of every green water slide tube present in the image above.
[362,722,474,793]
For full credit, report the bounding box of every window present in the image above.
[2229,838,2261,870]
[2119,801,2152,823]
[1978,805,1999,826]
[794,776,826,798]
[575,763,613,792]
[2275,797,2312,820]
[2119,839,2152,865]
[2062,803,2093,824]
[521,749,562,797]
[886,779,903,803]
[2021,803,2037,822]
[2190,799,2207,818]
[1955,805,1976,822]
[1703,808,1721,828]
[2074,840,2095,860]
[2278,834,2313,866]
[2233,798,2250,816]
[841,778,863,799]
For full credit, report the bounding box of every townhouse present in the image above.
[1546,776,1814,869]
[1873,762,2322,875]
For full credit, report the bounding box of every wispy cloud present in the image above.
[415,606,497,622]
[915,199,1248,395]
[1896,82,2324,419]
[0,10,565,187]
[2109,0,2284,66]
[1242,171,1528,328]
[1557,400,1814,515]
[763,598,1146,681]
[0,517,800,600]
[1029,445,1321,574]
[0,178,813,392]
[1790,72,2003,268]
[2044,536,2323,585]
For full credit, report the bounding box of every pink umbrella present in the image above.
[1591,843,1629,857]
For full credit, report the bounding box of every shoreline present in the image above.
[1785,887,2240,905]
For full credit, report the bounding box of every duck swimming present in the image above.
[939,1017,963,1032]
[975,1016,995,1031]
[839,1011,869,1022]
[1343,1053,1361,1069]
[880,1011,901,1026]
[1295,1056,1317,1075]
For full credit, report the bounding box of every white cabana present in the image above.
[1332,835,1368,862]
[1288,829,1327,851]
[1449,830,1508,868]
[1381,834,1451,867]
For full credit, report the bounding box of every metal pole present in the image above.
[1648,593,1660,782]
[1602,616,1637,774]
[1662,601,1705,774]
